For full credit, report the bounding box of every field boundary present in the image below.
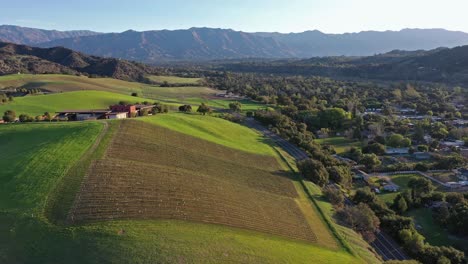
[272,146,356,256]
[43,121,117,225]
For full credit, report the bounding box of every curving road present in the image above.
[245,118,408,262]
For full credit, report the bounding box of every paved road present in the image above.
[244,118,309,160]
[245,118,408,262]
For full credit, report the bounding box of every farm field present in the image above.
[0,74,143,94]
[71,120,319,242]
[315,137,361,154]
[0,118,364,263]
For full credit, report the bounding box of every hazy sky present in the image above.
[1,0,467,33]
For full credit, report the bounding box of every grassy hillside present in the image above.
[0,122,103,213]
[0,90,153,116]
[0,74,266,113]
[0,115,366,263]
[140,113,275,155]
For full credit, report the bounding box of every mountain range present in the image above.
[1,25,468,62]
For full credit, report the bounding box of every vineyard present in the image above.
[69,120,318,242]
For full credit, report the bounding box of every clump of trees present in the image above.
[2,110,16,122]
[298,159,329,187]
[228,101,242,112]
[178,104,192,112]
[387,134,412,148]
[197,103,212,115]
[337,203,380,241]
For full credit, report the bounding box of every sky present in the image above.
[1,0,467,34]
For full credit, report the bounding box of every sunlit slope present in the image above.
[0,119,363,263]
[0,90,151,116]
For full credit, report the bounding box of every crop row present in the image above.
[70,159,317,242]
[69,120,316,242]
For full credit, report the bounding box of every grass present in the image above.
[377,173,420,203]
[407,208,468,254]
[303,181,381,264]
[0,90,153,116]
[0,215,358,264]
[0,122,102,213]
[45,121,119,224]
[0,74,265,113]
[146,75,201,85]
[140,113,276,156]
[0,74,143,94]
[315,137,361,154]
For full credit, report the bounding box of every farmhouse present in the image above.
[56,103,156,121]
[110,104,155,116]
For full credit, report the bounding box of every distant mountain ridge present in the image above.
[257,28,468,57]
[216,45,468,85]
[0,42,159,81]
[38,27,295,62]
[0,25,100,45]
[2,25,468,62]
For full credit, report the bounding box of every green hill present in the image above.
[0,90,154,116]
[0,114,369,263]
[0,74,265,114]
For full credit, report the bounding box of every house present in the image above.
[386,147,409,155]
[413,152,431,160]
[383,184,399,192]
[440,140,464,148]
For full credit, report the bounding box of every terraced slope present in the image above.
[70,120,318,242]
